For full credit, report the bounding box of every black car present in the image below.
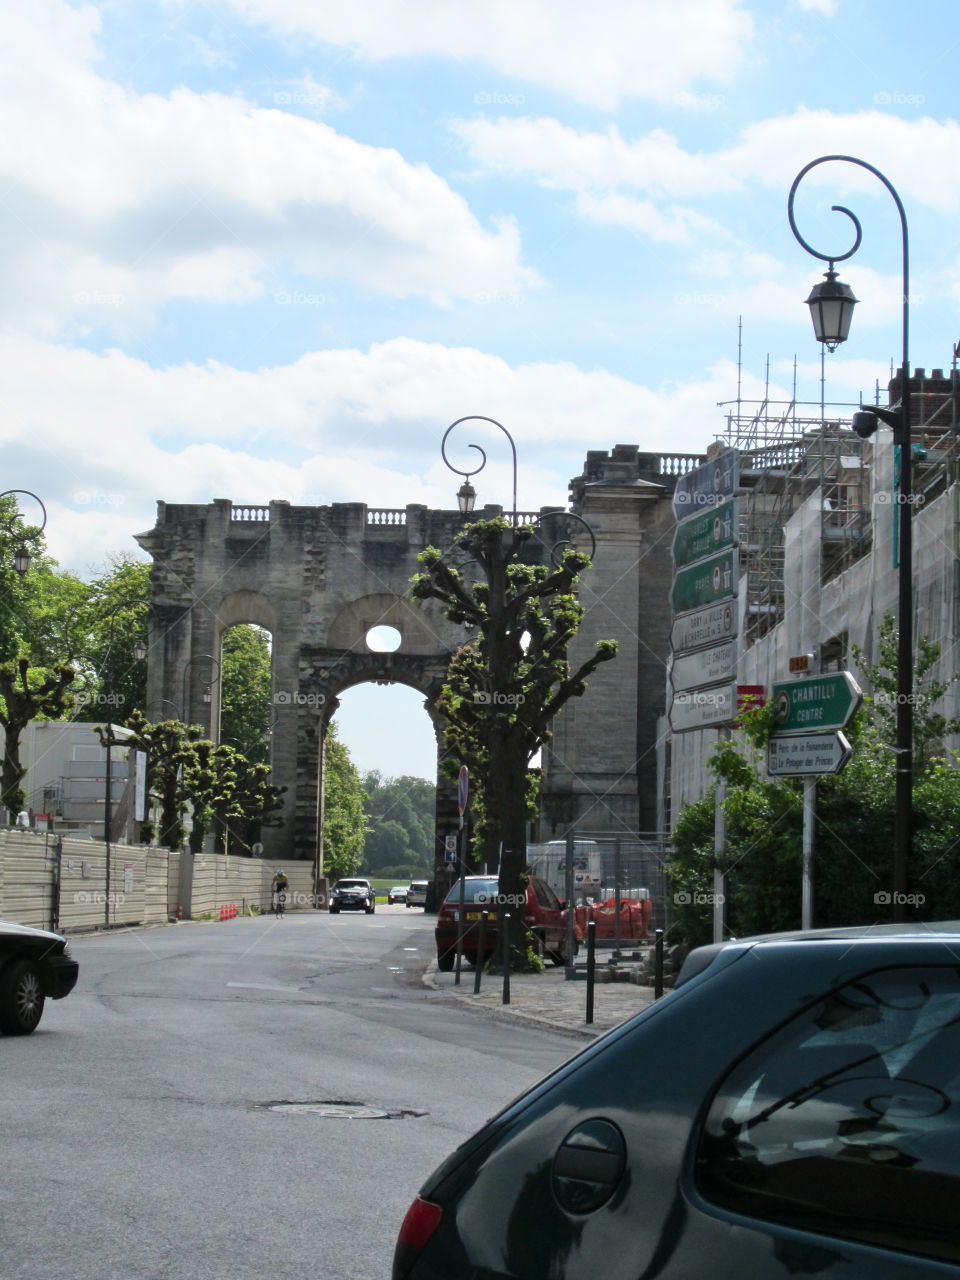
[0,920,79,1035]
[328,878,376,914]
[395,922,960,1278]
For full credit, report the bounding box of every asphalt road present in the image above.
[0,907,579,1280]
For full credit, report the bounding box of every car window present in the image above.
[697,965,960,1265]
[443,879,498,905]
[532,878,560,910]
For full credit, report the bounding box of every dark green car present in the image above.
[395,923,960,1278]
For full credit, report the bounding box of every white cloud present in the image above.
[454,108,960,213]
[186,0,755,109]
[1,334,772,572]
[0,0,536,337]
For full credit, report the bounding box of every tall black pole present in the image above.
[788,155,912,922]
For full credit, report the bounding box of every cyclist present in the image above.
[271,868,289,916]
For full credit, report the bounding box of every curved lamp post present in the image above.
[788,154,912,922]
[530,510,597,566]
[182,654,221,728]
[0,490,48,573]
[441,416,518,522]
[99,600,148,928]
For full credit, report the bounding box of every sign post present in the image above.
[455,767,468,985]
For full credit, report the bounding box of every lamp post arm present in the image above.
[441,416,518,522]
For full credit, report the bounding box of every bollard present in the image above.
[473,910,487,994]
[585,919,596,1024]
[654,927,664,1000]
[502,911,511,1005]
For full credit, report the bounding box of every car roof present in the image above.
[0,919,64,942]
[678,920,960,986]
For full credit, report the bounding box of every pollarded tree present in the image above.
[0,658,76,814]
[411,517,616,965]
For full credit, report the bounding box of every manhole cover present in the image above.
[259,1100,426,1119]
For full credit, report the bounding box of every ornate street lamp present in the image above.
[441,415,517,522]
[788,154,913,922]
[0,490,48,573]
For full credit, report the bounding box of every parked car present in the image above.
[328,878,375,914]
[0,920,79,1035]
[405,881,428,909]
[434,875,580,970]
[388,886,409,905]
[396,922,960,1278]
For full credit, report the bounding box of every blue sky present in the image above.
[3,0,960,779]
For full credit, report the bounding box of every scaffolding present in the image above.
[718,352,960,645]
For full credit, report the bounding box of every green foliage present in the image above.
[361,770,435,874]
[670,626,960,943]
[323,724,366,880]
[76,558,151,723]
[0,658,76,813]
[220,625,272,762]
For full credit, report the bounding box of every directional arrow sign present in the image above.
[669,683,736,733]
[671,549,738,615]
[768,731,852,776]
[771,672,862,734]
[672,499,737,570]
[670,639,737,693]
[672,448,739,524]
[670,600,738,654]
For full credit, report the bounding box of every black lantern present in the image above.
[457,480,476,514]
[13,542,31,575]
[805,267,858,351]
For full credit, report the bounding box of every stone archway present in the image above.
[136,499,497,867]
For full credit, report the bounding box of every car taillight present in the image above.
[394,1196,443,1274]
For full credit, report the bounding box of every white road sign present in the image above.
[767,731,852,777]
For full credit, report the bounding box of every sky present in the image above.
[4,0,960,780]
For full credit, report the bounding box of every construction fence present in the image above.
[0,831,323,934]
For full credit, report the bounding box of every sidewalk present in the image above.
[425,953,659,1038]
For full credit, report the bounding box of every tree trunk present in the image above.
[488,730,532,967]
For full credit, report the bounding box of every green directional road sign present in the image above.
[671,549,737,615]
[771,672,862,734]
[671,499,737,570]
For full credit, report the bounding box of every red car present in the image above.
[435,875,581,971]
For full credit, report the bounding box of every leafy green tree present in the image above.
[120,712,206,850]
[670,623,960,942]
[0,659,76,814]
[323,725,366,881]
[220,625,272,762]
[361,771,435,873]
[411,516,616,966]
